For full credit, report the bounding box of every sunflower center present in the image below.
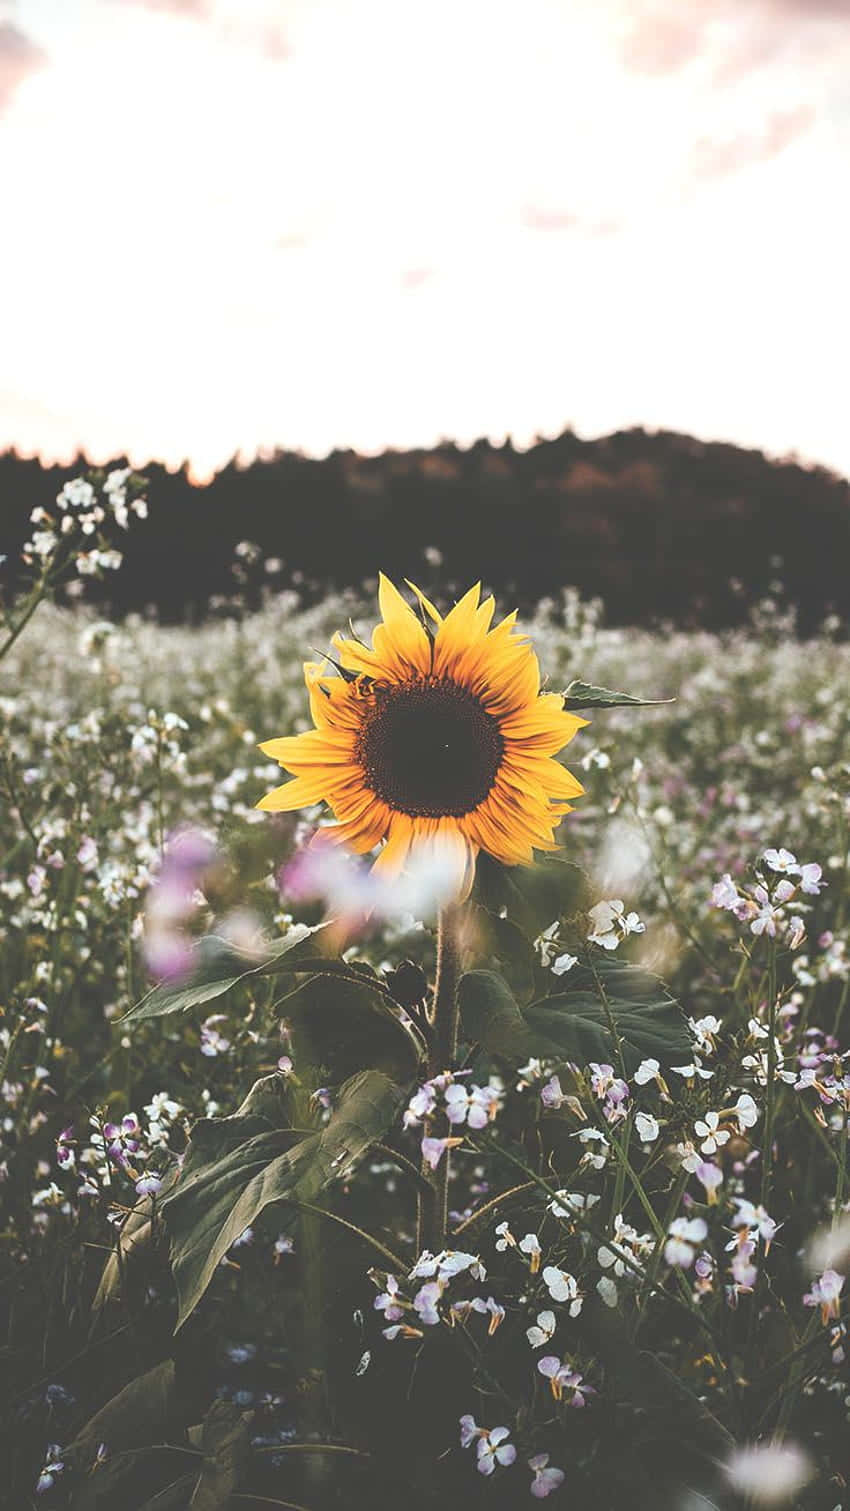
[357,677,504,818]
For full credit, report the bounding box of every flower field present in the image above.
[2,484,850,1510]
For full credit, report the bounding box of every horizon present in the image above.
[4,417,849,490]
[1,0,849,483]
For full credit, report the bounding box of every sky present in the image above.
[0,0,849,483]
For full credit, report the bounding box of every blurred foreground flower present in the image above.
[283,828,465,930]
[143,827,216,979]
[723,1441,813,1504]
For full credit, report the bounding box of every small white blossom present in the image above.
[542,1266,583,1314]
[664,1217,708,1268]
[526,1309,556,1348]
[694,1110,730,1156]
[635,1111,659,1143]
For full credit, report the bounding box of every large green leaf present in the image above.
[460,903,537,1003]
[472,853,592,939]
[163,1069,405,1329]
[276,970,423,1082]
[67,1361,180,1467]
[562,678,674,710]
[188,1400,252,1511]
[585,1303,733,1468]
[459,956,690,1073]
[123,923,328,1024]
[70,1448,194,1511]
[90,1166,180,1326]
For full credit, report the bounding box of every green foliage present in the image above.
[276,968,424,1082]
[91,1167,180,1326]
[185,1400,252,1511]
[66,1396,253,1511]
[71,1448,195,1511]
[459,956,691,1072]
[163,1069,406,1329]
[123,924,328,1023]
[473,852,593,938]
[562,678,674,709]
[461,903,538,1002]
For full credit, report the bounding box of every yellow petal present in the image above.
[404,579,443,626]
[432,584,485,676]
[371,814,415,878]
[259,730,357,769]
[255,774,330,812]
[371,573,433,677]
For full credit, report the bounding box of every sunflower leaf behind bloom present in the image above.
[472,852,593,940]
[460,903,538,1004]
[123,923,330,1023]
[256,576,589,900]
[275,969,424,1083]
[562,679,674,710]
[458,957,691,1076]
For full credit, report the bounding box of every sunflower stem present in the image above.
[418,901,464,1254]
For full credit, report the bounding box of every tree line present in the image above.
[2,427,847,631]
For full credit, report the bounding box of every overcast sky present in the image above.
[1,0,848,481]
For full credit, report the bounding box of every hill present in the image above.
[1,427,847,630]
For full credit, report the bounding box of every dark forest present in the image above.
[2,426,848,630]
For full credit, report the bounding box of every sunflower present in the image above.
[256,576,587,897]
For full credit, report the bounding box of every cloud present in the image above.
[620,10,705,76]
[114,0,211,14]
[260,24,292,62]
[689,104,815,180]
[620,0,850,80]
[400,267,434,291]
[275,231,310,252]
[520,205,583,233]
[519,205,623,236]
[0,21,47,114]
[766,0,850,13]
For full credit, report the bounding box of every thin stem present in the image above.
[431,900,463,1062]
[418,901,464,1254]
[0,578,48,662]
[252,1444,370,1459]
[834,1104,849,1225]
[293,1199,408,1274]
[586,951,628,1083]
[760,939,779,1207]
[773,1311,823,1440]
[451,1182,535,1237]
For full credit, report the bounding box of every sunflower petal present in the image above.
[372,573,433,677]
[371,814,416,878]
[404,579,443,626]
[256,775,329,811]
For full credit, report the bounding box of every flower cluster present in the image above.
[22,470,148,583]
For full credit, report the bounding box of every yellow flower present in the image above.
[256,576,587,896]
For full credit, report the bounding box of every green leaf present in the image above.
[163,1069,406,1329]
[459,970,544,1061]
[473,853,592,939]
[562,678,674,710]
[188,1400,252,1511]
[67,1361,179,1467]
[586,1303,734,1462]
[91,1167,180,1326]
[123,923,328,1023]
[92,1077,293,1322]
[277,970,423,1081]
[461,904,537,1003]
[459,956,690,1073]
[70,1449,194,1511]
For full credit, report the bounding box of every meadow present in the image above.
[1,477,849,1509]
